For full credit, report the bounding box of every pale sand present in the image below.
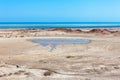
[0,29,120,80]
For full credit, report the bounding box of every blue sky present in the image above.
[0,0,120,22]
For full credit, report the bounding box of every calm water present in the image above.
[31,38,90,51]
[0,22,120,29]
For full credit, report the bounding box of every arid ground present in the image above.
[0,29,120,80]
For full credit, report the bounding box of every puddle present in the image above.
[30,38,90,51]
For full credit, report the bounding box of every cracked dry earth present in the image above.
[0,37,120,80]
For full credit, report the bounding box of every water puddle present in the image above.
[30,38,90,51]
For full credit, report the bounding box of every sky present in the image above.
[0,0,120,22]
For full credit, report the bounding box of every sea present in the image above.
[0,22,120,29]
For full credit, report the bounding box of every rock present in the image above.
[43,70,53,76]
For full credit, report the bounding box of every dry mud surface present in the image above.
[0,29,120,80]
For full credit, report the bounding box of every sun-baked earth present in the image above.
[0,29,120,80]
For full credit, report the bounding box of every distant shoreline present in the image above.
[0,22,120,29]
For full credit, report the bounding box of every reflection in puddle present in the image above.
[30,38,90,51]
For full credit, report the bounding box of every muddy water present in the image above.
[30,38,90,51]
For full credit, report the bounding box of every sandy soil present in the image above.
[0,29,120,80]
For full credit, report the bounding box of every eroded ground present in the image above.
[0,29,120,80]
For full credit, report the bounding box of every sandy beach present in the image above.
[0,29,120,80]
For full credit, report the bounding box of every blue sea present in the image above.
[0,22,120,29]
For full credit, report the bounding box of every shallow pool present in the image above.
[30,38,90,51]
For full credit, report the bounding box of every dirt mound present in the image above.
[52,28,72,32]
[88,29,113,34]
[72,29,82,33]
[52,28,82,33]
